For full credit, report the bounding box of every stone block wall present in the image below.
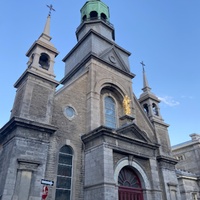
[0,127,50,200]
[84,144,116,200]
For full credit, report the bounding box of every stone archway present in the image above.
[114,158,151,200]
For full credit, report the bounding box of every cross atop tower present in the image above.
[140,61,145,71]
[47,4,55,16]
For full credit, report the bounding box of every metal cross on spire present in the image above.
[47,4,55,16]
[140,61,145,71]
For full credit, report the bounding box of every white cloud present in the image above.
[158,96,180,107]
[181,95,194,99]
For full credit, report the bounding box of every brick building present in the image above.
[0,0,189,199]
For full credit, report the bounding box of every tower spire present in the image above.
[42,15,51,38]
[141,61,151,93]
[40,4,55,41]
[139,62,162,120]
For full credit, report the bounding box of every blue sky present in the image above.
[0,0,200,146]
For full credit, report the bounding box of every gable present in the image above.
[116,123,152,143]
[99,46,129,72]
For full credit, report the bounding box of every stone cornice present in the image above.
[26,39,59,57]
[0,117,58,141]
[14,69,60,88]
[151,117,170,128]
[61,53,135,85]
[157,155,178,165]
[82,125,159,150]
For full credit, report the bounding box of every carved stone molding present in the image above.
[17,158,41,171]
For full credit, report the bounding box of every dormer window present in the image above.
[39,53,50,70]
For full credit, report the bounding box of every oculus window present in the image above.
[64,106,76,120]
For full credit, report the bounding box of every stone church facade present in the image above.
[1,0,196,200]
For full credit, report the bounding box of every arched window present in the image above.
[101,13,107,21]
[55,145,73,200]
[90,11,98,20]
[104,96,116,129]
[152,103,159,116]
[143,103,149,115]
[82,15,87,22]
[118,167,143,200]
[39,53,50,70]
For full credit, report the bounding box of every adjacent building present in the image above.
[172,134,200,200]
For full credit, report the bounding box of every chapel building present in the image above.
[0,1,181,200]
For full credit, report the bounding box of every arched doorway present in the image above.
[118,166,144,200]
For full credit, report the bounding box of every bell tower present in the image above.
[139,62,162,121]
[11,6,59,124]
[76,0,115,42]
[26,5,58,79]
[138,62,172,156]
[0,6,59,200]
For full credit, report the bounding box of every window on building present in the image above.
[152,103,159,116]
[55,145,73,200]
[143,103,149,115]
[90,11,98,20]
[177,155,184,161]
[39,53,50,70]
[82,15,87,21]
[104,96,116,129]
[101,13,107,21]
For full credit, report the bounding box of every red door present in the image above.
[119,186,143,200]
[118,167,144,200]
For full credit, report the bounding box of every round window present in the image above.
[64,106,75,119]
[109,55,116,64]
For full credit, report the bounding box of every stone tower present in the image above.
[0,11,59,200]
[0,1,181,200]
[138,65,180,199]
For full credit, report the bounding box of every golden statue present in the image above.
[123,95,131,115]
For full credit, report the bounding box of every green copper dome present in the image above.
[80,0,110,23]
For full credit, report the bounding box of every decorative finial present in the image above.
[140,61,145,71]
[123,95,131,115]
[47,4,55,16]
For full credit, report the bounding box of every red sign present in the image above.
[42,186,48,200]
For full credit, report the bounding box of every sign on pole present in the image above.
[41,179,54,186]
